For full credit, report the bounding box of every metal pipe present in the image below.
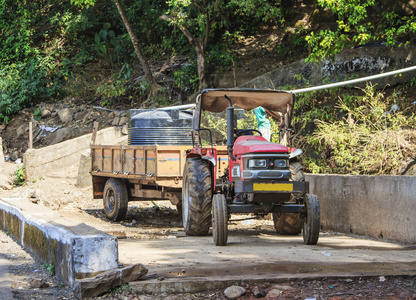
[225,95,236,160]
[157,103,196,110]
[290,65,416,94]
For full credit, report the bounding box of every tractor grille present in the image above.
[257,171,285,179]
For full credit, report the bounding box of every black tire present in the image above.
[303,194,320,245]
[272,161,304,235]
[176,203,183,221]
[103,178,128,221]
[212,194,228,246]
[182,158,212,236]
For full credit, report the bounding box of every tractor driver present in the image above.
[253,106,271,142]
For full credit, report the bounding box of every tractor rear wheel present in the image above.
[303,194,320,245]
[272,161,304,235]
[182,158,212,236]
[212,194,228,246]
[103,178,128,221]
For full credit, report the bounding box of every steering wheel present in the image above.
[235,129,262,137]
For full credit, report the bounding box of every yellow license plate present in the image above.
[253,183,293,191]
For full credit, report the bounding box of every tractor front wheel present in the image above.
[212,194,228,246]
[182,158,212,236]
[303,194,320,245]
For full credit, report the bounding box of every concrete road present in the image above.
[0,257,14,300]
[119,230,416,282]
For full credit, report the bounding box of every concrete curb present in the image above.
[0,198,118,287]
[131,271,416,294]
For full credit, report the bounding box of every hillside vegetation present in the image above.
[1,0,416,175]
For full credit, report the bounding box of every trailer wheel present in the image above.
[103,178,128,221]
[212,194,228,246]
[272,161,304,235]
[303,194,320,245]
[182,158,212,236]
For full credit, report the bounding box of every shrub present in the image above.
[309,84,416,175]
[13,166,26,186]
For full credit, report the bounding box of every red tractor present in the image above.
[182,88,320,246]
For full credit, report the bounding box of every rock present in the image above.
[112,116,120,126]
[40,107,51,118]
[265,289,282,299]
[73,263,148,300]
[118,116,128,126]
[121,124,129,135]
[399,291,411,299]
[10,151,19,161]
[0,173,12,190]
[29,278,49,288]
[252,285,266,297]
[58,108,75,123]
[16,123,28,138]
[270,284,294,291]
[50,127,87,145]
[224,285,245,300]
[74,110,88,123]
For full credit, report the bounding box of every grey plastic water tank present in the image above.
[128,109,193,145]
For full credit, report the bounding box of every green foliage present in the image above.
[33,108,42,121]
[96,64,149,106]
[226,0,284,24]
[42,262,55,276]
[94,23,116,56]
[0,59,57,123]
[308,84,416,175]
[306,0,416,62]
[13,166,26,186]
[174,62,199,93]
[111,283,132,294]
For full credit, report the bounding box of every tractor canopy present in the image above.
[193,88,295,131]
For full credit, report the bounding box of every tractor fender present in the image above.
[289,148,303,160]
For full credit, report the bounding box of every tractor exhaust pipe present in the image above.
[225,95,235,160]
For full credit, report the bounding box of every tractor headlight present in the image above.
[248,159,267,168]
[232,165,240,177]
[273,159,288,168]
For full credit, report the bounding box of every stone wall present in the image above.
[242,45,416,90]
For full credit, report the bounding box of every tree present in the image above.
[71,0,162,97]
[162,0,283,92]
[306,0,416,62]
[112,0,162,96]
[161,0,219,92]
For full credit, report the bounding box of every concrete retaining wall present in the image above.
[0,198,118,287]
[24,126,126,181]
[306,174,416,244]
